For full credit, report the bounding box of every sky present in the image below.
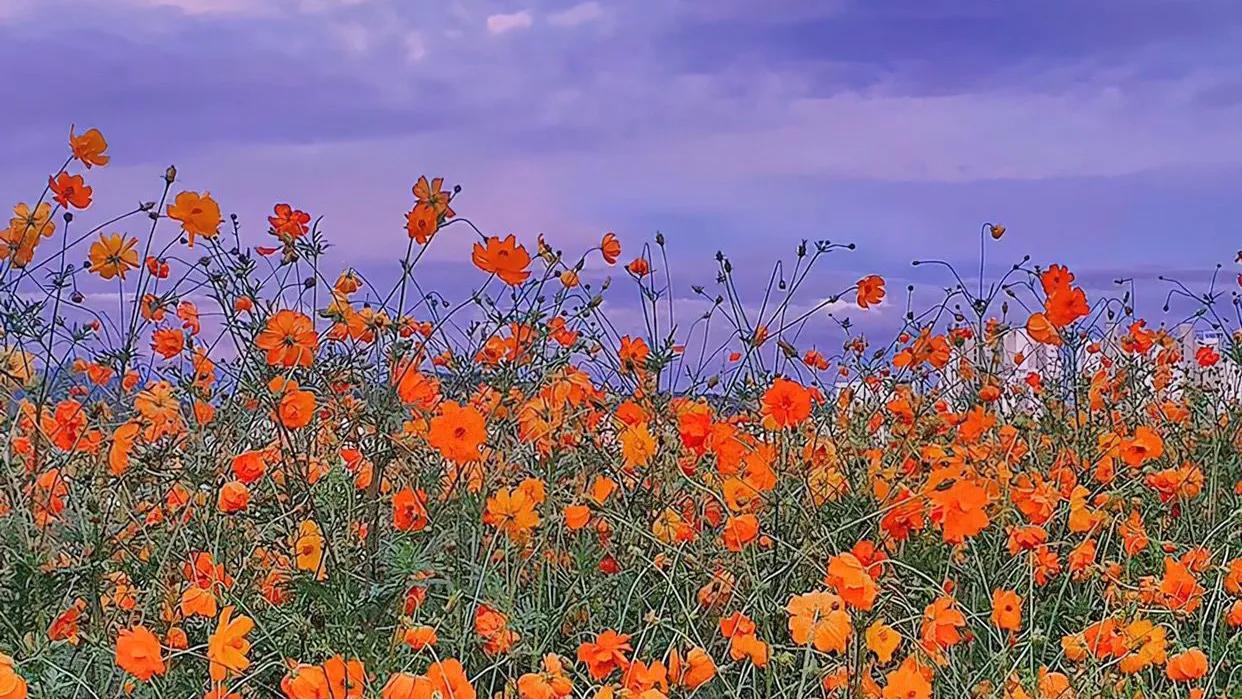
[2,0,1240,340]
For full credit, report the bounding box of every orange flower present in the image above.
[826,552,877,611]
[472,234,531,285]
[865,620,900,664]
[882,663,931,699]
[990,589,1022,631]
[600,232,621,265]
[475,604,519,655]
[282,656,366,699]
[920,596,966,658]
[406,177,456,243]
[49,171,92,209]
[401,625,438,650]
[1025,312,1062,345]
[787,591,851,653]
[268,203,311,240]
[166,191,222,247]
[563,504,591,530]
[48,599,86,646]
[1165,648,1207,682]
[217,481,250,513]
[207,606,254,682]
[115,625,166,681]
[292,520,326,580]
[151,327,185,359]
[856,274,885,308]
[382,673,433,699]
[484,486,541,539]
[0,653,28,699]
[761,378,812,429]
[929,478,991,544]
[1120,426,1163,467]
[426,659,475,699]
[2,202,55,267]
[428,401,487,464]
[626,256,650,277]
[667,646,715,690]
[69,126,110,167]
[784,590,854,655]
[277,385,316,429]
[88,232,139,280]
[1159,557,1204,614]
[722,514,759,552]
[180,582,217,618]
[618,335,650,373]
[577,630,632,680]
[256,310,318,367]
[392,487,429,532]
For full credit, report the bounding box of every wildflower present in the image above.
[393,487,429,532]
[166,191,222,246]
[826,552,877,611]
[269,203,311,240]
[472,234,531,285]
[207,606,253,682]
[929,478,991,544]
[484,486,541,540]
[405,176,455,244]
[600,232,621,264]
[991,589,1022,631]
[115,625,166,681]
[761,377,812,428]
[217,481,250,513]
[577,630,632,680]
[87,232,139,279]
[0,654,27,699]
[427,401,487,463]
[401,625,438,650]
[1,202,55,267]
[256,310,318,367]
[151,327,185,359]
[1166,648,1207,682]
[49,171,92,209]
[856,275,885,308]
[865,620,900,664]
[787,591,851,653]
[293,520,326,580]
[69,126,110,167]
[882,663,931,699]
[667,647,714,690]
[722,514,759,552]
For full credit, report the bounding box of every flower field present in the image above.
[2,128,1242,699]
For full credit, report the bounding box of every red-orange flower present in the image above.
[269,203,311,240]
[761,378,812,429]
[856,275,885,309]
[49,172,92,209]
[576,630,631,680]
[600,232,621,264]
[472,234,531,285]
[115,625,166,681]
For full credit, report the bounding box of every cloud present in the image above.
[130,0,273,15]
[548,1,601,28]
[486,10,532,35]
[404,31,427,62]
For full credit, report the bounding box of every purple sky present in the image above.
[2,0,1240,334]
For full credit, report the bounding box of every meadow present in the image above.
[0,127,1240,698]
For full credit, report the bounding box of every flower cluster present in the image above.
[1,129,1241,698]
